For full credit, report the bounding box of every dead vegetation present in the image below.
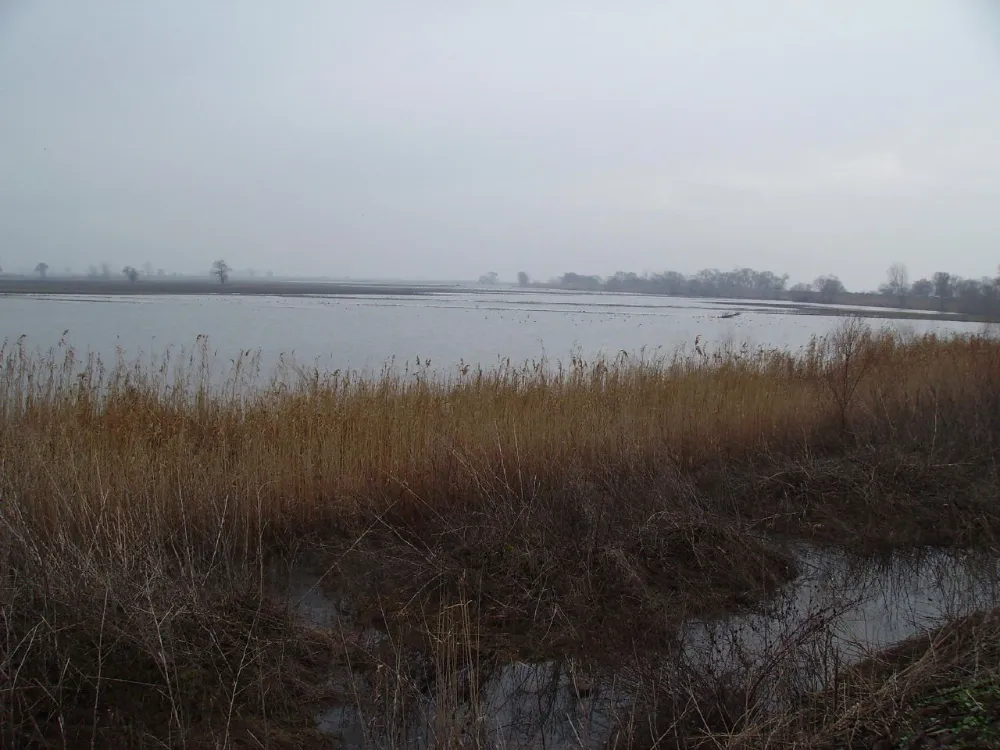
[2,320,1000,746]
[791,608,1000,749]
[310,580,1000,750]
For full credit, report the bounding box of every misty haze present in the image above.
[3,3,1000,748]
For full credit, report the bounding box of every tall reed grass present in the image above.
[4,320,998,549]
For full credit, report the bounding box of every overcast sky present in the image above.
[1,1,998,288]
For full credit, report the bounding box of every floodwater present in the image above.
[0,289,983,377]
[277,546,1000,750]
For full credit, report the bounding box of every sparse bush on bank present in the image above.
[2,321,999,746]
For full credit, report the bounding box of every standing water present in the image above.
[276,546,1000,750]
[0,290,982,380]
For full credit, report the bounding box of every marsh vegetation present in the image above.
[2,319,999,747]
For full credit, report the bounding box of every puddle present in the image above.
[687,544,1000,656]
[274,565,349,629]
[274,545,1000,749]
[680,545,1000,705]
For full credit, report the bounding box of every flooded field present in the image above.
[276,546,1000,749]
[0,289,982,377]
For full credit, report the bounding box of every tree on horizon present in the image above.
[879,262,910,306]
[212,259,231,284]
[813,275,845,303]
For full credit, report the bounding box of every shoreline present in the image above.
[0,277,456,297]
[0,276,988,324]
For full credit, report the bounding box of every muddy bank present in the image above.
[298,492,798,659]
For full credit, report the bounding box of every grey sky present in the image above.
[1,1,998,288]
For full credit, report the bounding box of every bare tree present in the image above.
[122,266,140,283]
[911,278,933,298]
[933,271,953,311]
[813,275,845,303]
[212,259,231,284]
[879,262,910,306]
[34,262,49,278]
[823,317,877,431]
[789,282,812,301]
[517,271,530,287]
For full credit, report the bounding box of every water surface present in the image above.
[0,290,981,378]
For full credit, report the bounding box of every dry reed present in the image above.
[3,321,998,547]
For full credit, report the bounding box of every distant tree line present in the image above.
[21,258,278,283]
[551,268,794,299]
[897,269,1000,318]
[534,262,1000,319]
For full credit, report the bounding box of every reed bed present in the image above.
[3,320,999,547]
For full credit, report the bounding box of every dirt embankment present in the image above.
[0,277,452,297]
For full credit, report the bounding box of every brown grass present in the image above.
[4,321,999,541]
[2,320,1000,746]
